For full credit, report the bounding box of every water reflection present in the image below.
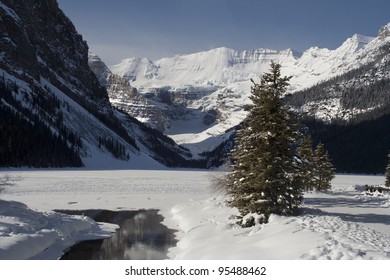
[56,209,176,260]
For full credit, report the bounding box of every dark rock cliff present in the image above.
[0,0,109,108]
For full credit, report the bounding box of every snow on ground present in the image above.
[165,175,390,260]
[0,170,389,260]
[0,199,116,260]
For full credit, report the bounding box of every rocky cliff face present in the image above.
[0,0,139,168]
[0,0,195,168]
[0,0,108,107]
[88,53,168,132]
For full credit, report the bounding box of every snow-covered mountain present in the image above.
[289,36,390,122]
[108,27,390,155]
[88,54,167,131]
[284,27,390,174]
[0,0,194,169]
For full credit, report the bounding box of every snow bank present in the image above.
[0,200,116,259]
[164,196,323,259]
[165,195,390,260]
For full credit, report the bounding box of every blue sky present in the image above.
[58,0,390,65]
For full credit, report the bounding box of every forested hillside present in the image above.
[286,42,390,174]
[0,77,82,167]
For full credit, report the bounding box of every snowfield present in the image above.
[0,170,389,260]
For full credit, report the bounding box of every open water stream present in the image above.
[56,209,177,260]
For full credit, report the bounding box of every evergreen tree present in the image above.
[226,62,303,227]
[385,152,390,187]
[297,135,316,191]
[313,142,335,190]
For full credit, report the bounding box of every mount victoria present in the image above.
[95,24,390,172]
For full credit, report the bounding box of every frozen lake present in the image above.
[0,170,385,212]
[0,169,215,211]
[0,169,214,259]
[1,170,389,260]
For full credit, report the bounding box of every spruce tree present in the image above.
[296,135,316,191]
[226,62,303,227]
[313,142,335,190]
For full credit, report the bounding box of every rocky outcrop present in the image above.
[0,0,109,108]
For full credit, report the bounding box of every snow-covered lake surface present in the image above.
[0,170,389,260]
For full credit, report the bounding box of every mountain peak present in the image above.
[341,34,374,50]
[351,33,375,43]
[378,23,390,38]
